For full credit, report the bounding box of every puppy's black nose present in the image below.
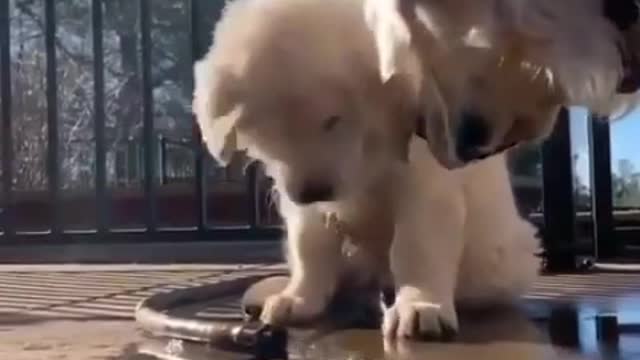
[456,112,491,163]
[293,183,335,204]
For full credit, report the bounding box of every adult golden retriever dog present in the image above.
[193,0,540,340]
[366,0,640,168]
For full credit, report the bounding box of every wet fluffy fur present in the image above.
[193,0,540,340]
[366,0,640,168]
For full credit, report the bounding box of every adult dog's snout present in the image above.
[421,110,508,169]
[290,182,335,204]
[455,112,492,163]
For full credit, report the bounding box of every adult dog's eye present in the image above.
[323,115,341,132]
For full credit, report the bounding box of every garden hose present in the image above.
[134,273,289,359]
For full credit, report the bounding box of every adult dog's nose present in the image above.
[455,112,491,163]
[292,183,335,204]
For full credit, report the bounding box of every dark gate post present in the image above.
[589,116,617,261]
[140,0,157,234]
[45,0,61,235]
[1,0,13,238]
[542,108,577,271]
[189,0,207,235]
[92,0,109,236]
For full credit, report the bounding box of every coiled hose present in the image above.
[135,274,288,359]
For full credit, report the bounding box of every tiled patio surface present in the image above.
[0,264,286,360]
[0,264,287,320]
[2,266,640,359]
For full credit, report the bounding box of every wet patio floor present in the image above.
[2,265,640,360]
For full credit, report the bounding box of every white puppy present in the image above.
[265,137,541,341]
[366,0,640,168]
[193,0,540,340]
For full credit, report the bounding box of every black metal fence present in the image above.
[0,0,638,269]
[0,0,280,244]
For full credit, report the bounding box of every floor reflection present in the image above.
[289,306,584,360]
[6,269,640,359]
[136,300,640,360]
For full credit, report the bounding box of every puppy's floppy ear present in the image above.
[192,58,244,166]
[365,0,419,83]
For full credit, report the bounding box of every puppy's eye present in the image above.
[323,115,342,132]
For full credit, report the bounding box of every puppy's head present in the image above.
[366,0,566,169]
[193,0,418,205]
[420,49,565,168]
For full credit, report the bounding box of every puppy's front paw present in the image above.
[260,292,325,326]
[382,288,458,341]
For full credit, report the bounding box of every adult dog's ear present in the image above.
[419,70,461,169]
[192,59,244,166]
[365,0,420,83]
[381,74,422,162]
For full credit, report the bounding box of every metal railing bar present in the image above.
[140,0,157,233]
[92,0,109,235]
[0,227,281,246]
[589,116,616,260]
[44,0,61,235]
[0,0,14,238]
[541,108,577,271]
[189,0,207,233]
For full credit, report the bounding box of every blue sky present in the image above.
[570,107,640,186]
